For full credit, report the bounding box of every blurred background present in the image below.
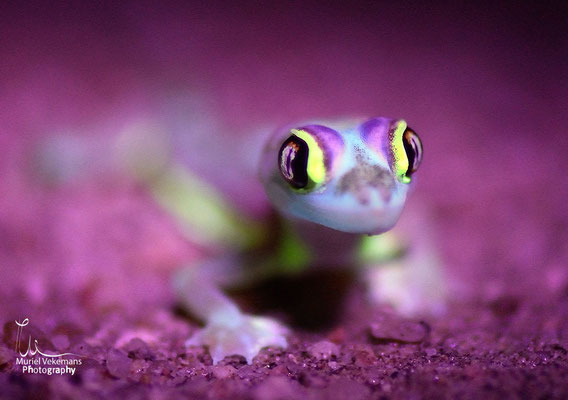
[0,0,567,351]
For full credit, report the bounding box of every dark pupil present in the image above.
[402,128,422,178]
[278,136,309,188]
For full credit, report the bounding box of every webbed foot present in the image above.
[187,312,289,364]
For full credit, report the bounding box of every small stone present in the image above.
[124,338,153,359]
[130,359,150,375]
[425,347,437,357]
[270,364,289,376]
[254,347,284,365]
[211,365,237,379]
[369,315,429,343]
[307,340,339,360]
[353,345,376,367]
[236,364,256,380]
[328,361,340,371]
[106,348,132,378]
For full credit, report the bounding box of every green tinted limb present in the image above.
[114,125,265,251]
[357,231,408,265]
[149,164,265,250]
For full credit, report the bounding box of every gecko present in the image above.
[35,115,443,364]
[119,116,446,364]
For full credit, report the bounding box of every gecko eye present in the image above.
[390,121,423,184]
[278,129,326,190]
[401,127,423,181]
[279,136,309,188]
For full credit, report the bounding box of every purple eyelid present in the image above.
[296,125,344,173]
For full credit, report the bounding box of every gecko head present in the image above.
[259,118,423,234]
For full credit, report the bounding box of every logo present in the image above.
[14,318,83,376]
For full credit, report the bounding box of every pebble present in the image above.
[425,347,438,357]
[353,345,376,367]
[369,316,429,343]
[123,337,152,359]
[106,348,132,379]
[130,358,150,375]
[212,365,237,379]
[307,340,339,360]
[328,361,340,371]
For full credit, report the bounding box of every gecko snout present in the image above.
[336,164,396,206]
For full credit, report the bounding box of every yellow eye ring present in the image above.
[390,120,423,183]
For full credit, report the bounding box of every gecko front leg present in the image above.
[172,258,289,364]
[359,217,447,317]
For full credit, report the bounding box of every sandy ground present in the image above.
[1,1,567,399]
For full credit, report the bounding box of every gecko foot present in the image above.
[366,254,447,317]
[186,313,289,364]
